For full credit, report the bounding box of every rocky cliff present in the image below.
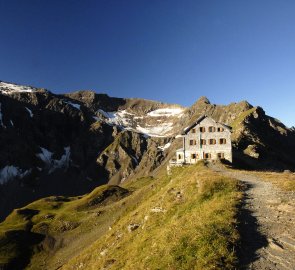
[0,80,294,221]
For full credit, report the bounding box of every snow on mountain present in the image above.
[0,81,36,94]
[98,109,133,126]
[64,100,81,110]
[97,109,115,119]
[136,123,173,137]
[147,108,184,117]
[50,147,71,173]
[96,108,181,137]
[36,147,53,166]
[25,107,33,118]
[0,103,4,128]
[0,165,31,185]
[36,146,71,173]
[158,142,172,151]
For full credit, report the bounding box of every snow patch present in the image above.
[158,142,171,151]
[0,82,36,94]
[0,166,31,185]
[25,107,33,118]
[98,109,133,126]
[147,108,184,117]
[64,101,81,110]
[50,147,71,173]
[37,147,53,166]
[0,103,4,128]
[93,116,102,122]
[97,109,176,137]
[136,123,173,137]
[36,147,71,173]
[97,109,113,118]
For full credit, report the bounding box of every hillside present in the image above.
[0,162,241,270]
[1,80,295,222]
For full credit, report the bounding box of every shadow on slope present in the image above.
[0,185,130,270]
[0,93,119,221]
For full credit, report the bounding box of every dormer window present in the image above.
[217,127,224,132]
[200,127,206,132]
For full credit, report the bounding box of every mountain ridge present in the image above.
[0,80,295,222]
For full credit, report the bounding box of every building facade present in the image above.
[175,115,232,164]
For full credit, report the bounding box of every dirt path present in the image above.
[209,163,295,270]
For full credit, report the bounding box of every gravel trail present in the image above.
[209,164,295,270]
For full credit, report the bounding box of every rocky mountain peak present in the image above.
[1,80,295,222]
[196,96,211,104]
[0,81,47,95]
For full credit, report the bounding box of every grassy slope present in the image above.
[0,163,241,270]
[63,163,241,270]
[229,107,256,130]
[247,171,295,191]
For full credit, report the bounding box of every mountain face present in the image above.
[1,80,295,221]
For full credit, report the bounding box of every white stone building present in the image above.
[174,115,232,164]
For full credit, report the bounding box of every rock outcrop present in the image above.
[1,80,295,221]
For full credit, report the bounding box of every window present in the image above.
[178,154,182,160]
[208,126,216,132]
[200,139,206,145]
[189,140,196,146]
[217,153,225,159]
[192,128,196,133]
[199,127,206,132]
[217,127,224,132]
[219,138,226,144]
[204,153,211,159]
[209,139,216,145]
[191,153,196,159]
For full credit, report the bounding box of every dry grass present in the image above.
[0,177,162,269]
[251,171,295,191]
[229,107,256,130]
[0,163,242,270]
[62,163,241,270]
[226,164,295,192]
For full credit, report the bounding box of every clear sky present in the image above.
[0,0,294,127]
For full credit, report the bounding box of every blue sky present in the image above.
[0,0,294,126]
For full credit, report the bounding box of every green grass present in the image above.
[62,163,241,270]
[230,107,256,130]
[0,162,242,270]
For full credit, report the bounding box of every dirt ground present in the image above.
[209,163,295,270]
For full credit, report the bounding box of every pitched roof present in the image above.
[181,115,231,135]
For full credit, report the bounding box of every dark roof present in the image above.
[181,115,231,135]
